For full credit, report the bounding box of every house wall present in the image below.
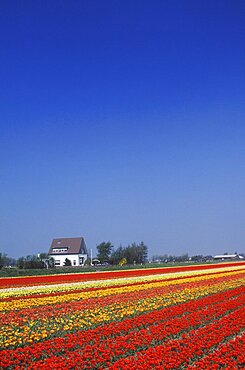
[50,254,87,267]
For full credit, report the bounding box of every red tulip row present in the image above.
[1,262,244,288]
[187,330,245,369]
[109,303,245,370]
[2,285,244,369]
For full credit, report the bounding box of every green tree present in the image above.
[125,243,138,264]
[110,242,148,265]
[124,242,148,264]
[39,253,48,260]
[0,253,7,269]
[17,256,25,269]
[96,241,113,263]
[137,241,148,263]
[47,257,55,268]
[16,254,44,269]
[4,256,16,266]
[110,245,124,265]
[64,258,72,266]
[24,255,43,269]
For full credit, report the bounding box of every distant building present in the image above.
[213,254,244,261]
[48,237,88,267]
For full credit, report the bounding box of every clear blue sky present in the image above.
[0,0,245,259]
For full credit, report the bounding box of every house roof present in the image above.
[48,237,87,255]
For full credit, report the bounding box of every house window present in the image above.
[73,260,76,266]
[79,257,84,265]
[52,248,68,253]
[54,260,61,266]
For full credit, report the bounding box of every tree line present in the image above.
[0,252,54,270]
[96,241,148,265]
[151,253,213,263]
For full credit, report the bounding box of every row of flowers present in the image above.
[2,269,245,318]
[108,303,245,370]
[1,268,245,313]
[1,261,244,288]
[1,270,245,347]
[0,264,245,368]
[188,330,245,369]
[2,284,244,369]
[2,264,244,301]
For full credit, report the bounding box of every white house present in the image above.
[48,237,88,267]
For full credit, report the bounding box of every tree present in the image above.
[17,256,25,269]
[96,242,113,263]
[152,254,168,263]
[48,257,55,268]
[16,254,44,269]
[64,258,72,266]
[39,253,49,260]
[24,255,43,269]
[4,256,16,266]
[110,245,124,265]
[137,241,148,263]
[0,253,7,269]
[110,242,148,265]
[38,253,53,269]
[124,242,148,264]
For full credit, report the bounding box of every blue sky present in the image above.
[0,0,245,258]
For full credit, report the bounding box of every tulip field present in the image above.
[0,262,245,369]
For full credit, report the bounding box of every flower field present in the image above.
[0,262,245,369]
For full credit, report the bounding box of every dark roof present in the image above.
[48,237,87,255]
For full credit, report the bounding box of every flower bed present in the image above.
[0,263,245,369]
[1,261,244,288]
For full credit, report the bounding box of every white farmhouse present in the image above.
[48,237,88,267]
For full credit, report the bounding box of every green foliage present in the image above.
[64,258,72,266]
[16,257,25,269]
[110,242,148,265]
[0,253,16,268]
[15,253,56,269]
[17,254,44,269]
[110,245,124,265]
[96,241,113,263]
[39,253,49,260]
[48,257,55,268]
[84,257,92,266]
[0,253,7,269]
